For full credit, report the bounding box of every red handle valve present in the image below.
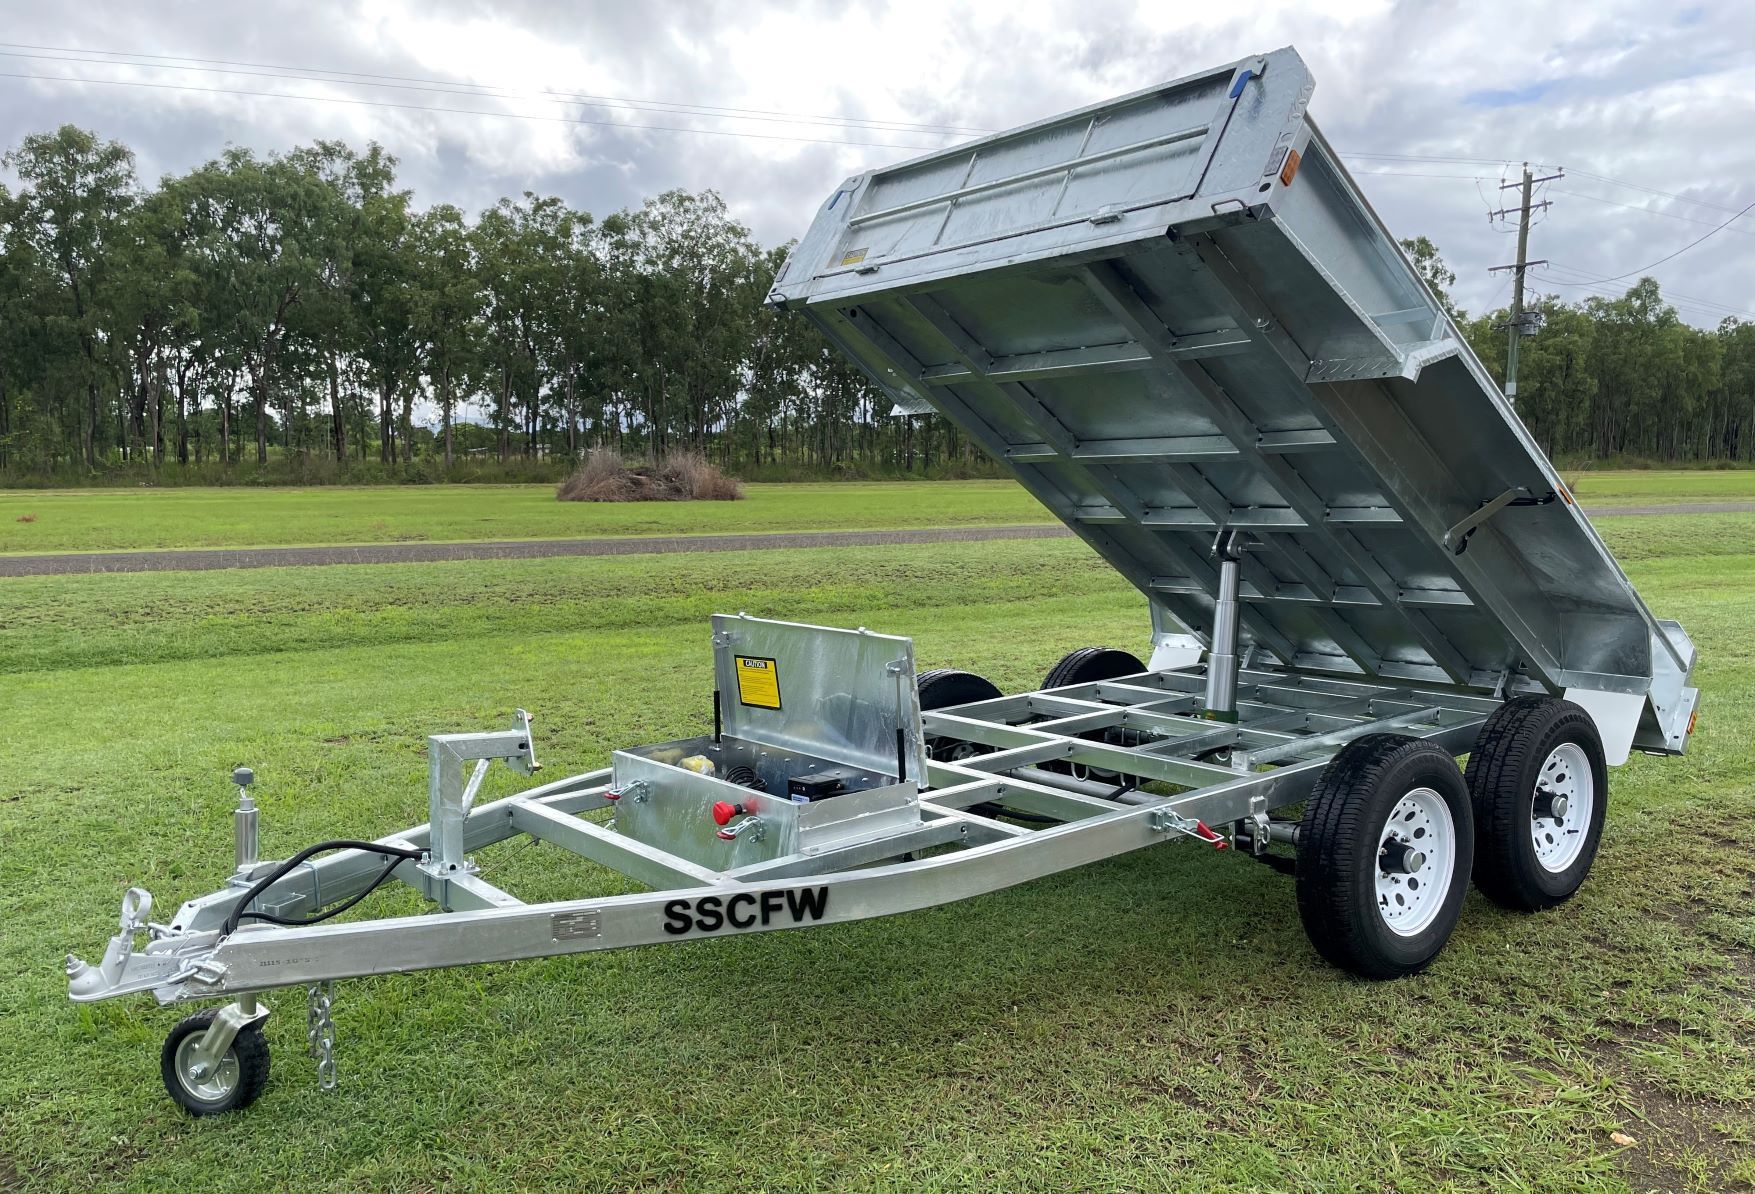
[711,800,754,826]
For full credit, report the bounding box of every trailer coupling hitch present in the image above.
[66,887,221,1003]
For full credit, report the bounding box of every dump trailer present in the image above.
[69,46,1698,1116]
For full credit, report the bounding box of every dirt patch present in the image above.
[1578,1015,1755,1190]
[1616,1073,1746,1192]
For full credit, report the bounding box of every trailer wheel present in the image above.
[918,669,1002,762]
[1037,649,1148,782]
[1296,734,1474,980]
[1464,696,1607,911]
[918,668,1002,711]
[161,1009,271,1116]
[1041,647,1147,690]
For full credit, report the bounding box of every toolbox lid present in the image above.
[711,614,928,787]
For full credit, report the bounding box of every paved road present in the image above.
[1588,501,1755,517]
[0,524,1075,577]
[2,501,1748,577]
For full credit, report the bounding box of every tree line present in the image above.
[0,124,988,483]
[1408,236,1755,464]
[0,126,1748,485]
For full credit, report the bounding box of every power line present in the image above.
[0,46,972,139]
[1347,168,1500,181]
[1553,187,1755,239]
[1540,277,1742,322]
[1542,262,1755,320]
[1586,198,1755,283]
[0,40,992,137]
[5,41,1750,257]
[0,69,952,151]
[1542,266,1755,322]
[1341,150,1522,166]
[1564,167,1746,217]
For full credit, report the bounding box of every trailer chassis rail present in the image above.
[70,662,1490,1019]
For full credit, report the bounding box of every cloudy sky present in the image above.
[0,0,1749,328]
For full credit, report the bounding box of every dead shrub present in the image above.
[668,451,744,501]
[554,449,634,502]
[556,449,743,503]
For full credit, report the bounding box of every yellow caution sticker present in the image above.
[734,656,782,710]
[839,247,868,266]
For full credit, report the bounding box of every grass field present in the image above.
[0,481,1053,554]
[1,505,1752,1191]
[1562,469,1755,506]
[2,469,1752,555]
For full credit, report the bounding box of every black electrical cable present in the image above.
[222,838,426,938]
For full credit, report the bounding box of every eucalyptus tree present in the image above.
[615,189,765,455]
[341,147,422,463]
[0,184,31,470]
[410,203,480,468]
[3,125,138,467]
[108,182,204,464]
[472,194,564,460]
[179,147,330,463]
[545,205,603,457]
[282,141,375,462]
[1715,320,1755,461]
[1399,235,1462,320]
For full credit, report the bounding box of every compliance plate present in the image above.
[550,910,602,941]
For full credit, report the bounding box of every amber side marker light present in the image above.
[1280,148,1302,186]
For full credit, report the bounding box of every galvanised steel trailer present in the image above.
[69,46,1699,1116]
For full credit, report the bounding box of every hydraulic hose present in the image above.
[221,839,426,938]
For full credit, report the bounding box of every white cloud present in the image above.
[1,0,1750,324]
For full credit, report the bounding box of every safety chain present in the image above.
[306,981,337,1090]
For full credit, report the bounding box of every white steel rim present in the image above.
[1532,742,1593,873]
[1376,787,1455,937]
[174,1032,240,1104]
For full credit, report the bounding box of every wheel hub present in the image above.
[1378,839,1427,875]
[174,1032,240,1103]
[1375,786,1456,937]
[1534,791,1569,821]
[1531,742,1593,872]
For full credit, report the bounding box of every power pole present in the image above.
[1489,162,1562,404]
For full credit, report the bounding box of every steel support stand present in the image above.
[1205,531,1243,722]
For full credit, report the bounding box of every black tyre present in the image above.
[1465,695,1608,911]
[1037,648,1147,783]
[917,668,1003,712]
[1296,734,1475,980]
[1041,647,1147,690]
[918,668,1002,765]
[161,1008,271,1116]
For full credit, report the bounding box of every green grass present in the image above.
[0,481,1054,554]
[3,469,1753,556]
[1565,469,1755,506]
[1,517,1753,1190]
